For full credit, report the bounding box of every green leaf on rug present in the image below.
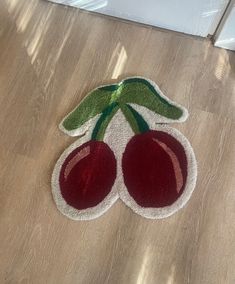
[62,77,186,133]
[62,88,114,131]
[116,78,184,120]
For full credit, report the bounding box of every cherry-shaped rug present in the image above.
[52,77,197,220]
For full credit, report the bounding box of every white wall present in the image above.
[214,1,235,50]
[49,0,229,37]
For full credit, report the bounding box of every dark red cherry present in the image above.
[59,140,116,210]
[122,130,188,207]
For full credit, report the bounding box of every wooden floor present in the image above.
[0,0,235,283]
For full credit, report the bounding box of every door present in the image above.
[49,0,230,37]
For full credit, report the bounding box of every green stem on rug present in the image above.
[120,104,149,134]
[91,102,119,141]
[91,102,150,141]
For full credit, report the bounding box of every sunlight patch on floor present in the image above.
[136,246,151,284]
[166,264,176,284]
[15,1,37,33]
[214,52,230,81]
[111,44,127,79]
[5,0,19,13]
[44,19,75,89]
[203,41,210,61]
[5,0,38,33]
[26,7,54,64]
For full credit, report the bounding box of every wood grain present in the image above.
[0,0,235,283]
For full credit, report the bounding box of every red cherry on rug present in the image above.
[59,140,116,210]
[122,130,188,208]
